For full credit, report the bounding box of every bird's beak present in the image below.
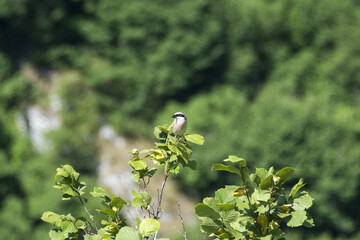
[172,114,176,118]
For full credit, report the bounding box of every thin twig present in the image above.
[78,195,99,232]
[176,201,188,240]
[155,169,170,219]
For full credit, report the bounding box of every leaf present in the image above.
[139,218,160,237]
[222,210,240,223]
[168,145,182,155]
[129,160,148,171]
[141,192,152,205]
[252,189,271,203]
[132,198,145,207]
[49,230,65,240]
[75,219,86,229]
[255,168,268,182]
[303,217,315,227]
[90,187,109,198]
[41,211,62,227]
[259,175,274,189]
[287,210,307,227]
[61,220,78,233]
[224,155,246,167]
[211,164,240,175]
[289,178,306,198]
[115,226,141,240]
[275,167,295,184]
[257,214,269,232]
[200,218,222,233]
[61,184,78,197]
[111,197,127,209]
[292,191,314,210]
[215,186,238,204]
[185,134,205,145]
[195,203,221,219]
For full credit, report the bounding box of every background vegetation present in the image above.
[0,0,359,239]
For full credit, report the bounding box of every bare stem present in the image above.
[78,195,99,232]
[177,201,188,240]
[155,163,170,219]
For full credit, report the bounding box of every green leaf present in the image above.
[292,191,313,210]
[115,226,141,240]
[111,197,127,209]
[75,219,86,229]
[275,167,295,184]
[41,211,63,227]
[200,218,222,233]
[61,184,78,197]
[195,203,221,219]
[90,187,109,198]
[224,155,246,167]
[49,230,65,240]
[168,145,182,155]
[129,160,148,171]
[141,192,152,205]
[139,218,160,237]
[287,210,307,227]
[252,189,271,203]
[255,168,268,182]
[61,220,78,233]
[289,178,306,198]
[303,217,315,227]
[259,175,274,189]
[257,214,268,232]
[185,134,205,145]
[132,198,145,207]
[222,210,240,223]
[211,164,240,175]
[215,186,238,204]
[154,126,168,140]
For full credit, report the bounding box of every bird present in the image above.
[172,112,187,138]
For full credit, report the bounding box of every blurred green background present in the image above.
[1,0,360,239]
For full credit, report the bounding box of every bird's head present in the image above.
[172,112,186,119]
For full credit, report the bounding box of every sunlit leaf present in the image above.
[185,134,205,145]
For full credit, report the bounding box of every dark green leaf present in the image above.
[195,203,221,219]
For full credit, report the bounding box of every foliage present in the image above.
[195,156,314,239]
[42,126,204,239]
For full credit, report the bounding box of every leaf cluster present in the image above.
[195,156,314,240]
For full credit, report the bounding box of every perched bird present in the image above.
[172,112,187,137]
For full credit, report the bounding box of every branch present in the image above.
[78,195,99,232]
[177,201,187,240]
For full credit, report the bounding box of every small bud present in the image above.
[132,148,139,155]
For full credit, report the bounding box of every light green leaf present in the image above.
[211,164,240,175]
[222,210,240,223]
[215,186,238,204]
[275,167,295,184]
[292,191,313,210]
[303,217,315,227]
[90,187,109,198]
[255,168,268,182]
[224,155,246,167]
[129,160,148,171]
[289,178,306,198]
[132,198,145,207]
[195,203,221,219]
[75,219,86,229]
[185,134,205,145]
[41,211,61,225]
[141,192,152,205]
[168,145,182,155]
[61,220,78,233]
[252,189,271,203]
[287,210,307,227]
[115,226,141,240]
[49,230,65,240]
[139,218,160,237]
